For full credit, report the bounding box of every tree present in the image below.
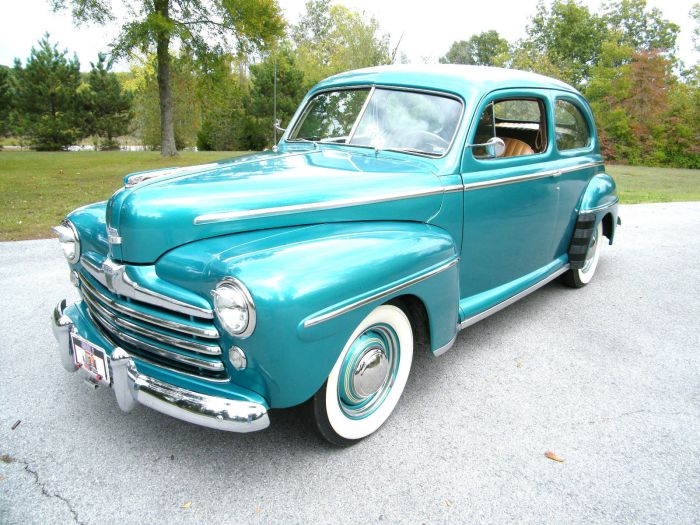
[292,0,391,88]
[523,0,607,87]
[602,0,679,53]
[52,0,285,156]
[131,53,201,150]
[12,34,82,150]
[81,53,133,149]
[240,45,307,150]
[0,66,12,137]
[195,54,245,151]
[439,31,510,66]
[692,3,700,53]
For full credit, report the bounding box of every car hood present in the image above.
[94,148,447,264]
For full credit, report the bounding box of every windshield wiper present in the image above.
[377,147,441,158]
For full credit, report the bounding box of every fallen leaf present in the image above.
[0,474,5,482]
[0,454,12,464]
[255,507,263,515]
[544,451,564,462]
[515,360,523,368]
[442,499,453,507]
[180,501,192,510]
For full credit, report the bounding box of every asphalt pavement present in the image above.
[1,202,698,524]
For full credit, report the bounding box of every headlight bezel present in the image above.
[211,277,256,338]
[52,220,81,264]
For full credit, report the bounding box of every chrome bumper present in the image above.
[51,299,270,433]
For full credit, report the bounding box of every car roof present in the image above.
[313,64,580,99]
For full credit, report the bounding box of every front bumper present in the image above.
[52,299,270,433]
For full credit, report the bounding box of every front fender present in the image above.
[157,222,459,408]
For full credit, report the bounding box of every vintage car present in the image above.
[51,65,619,445]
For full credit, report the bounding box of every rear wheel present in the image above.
[311,304,414,446]
[564,221,603,288]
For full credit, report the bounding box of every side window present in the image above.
[473,98,548,159]
[554,99,590,151]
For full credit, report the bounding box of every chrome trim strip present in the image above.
[81,257,214,319]
[78,274,219,339]
[81,291,221,356]
[433,334,457,357]
[86,305,225,372]
[458,264,570,331]
[581,198,619,213]
[304,258,459,328]
[194,186,448,225]
[462,161,603,192]
[51,306,268,432]
[347,86,375,143]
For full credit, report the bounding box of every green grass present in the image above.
[606,165,700,204]
[0,151,247,241]
[0,151,698,241]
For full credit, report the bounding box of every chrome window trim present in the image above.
[78,274,219,339]
[81,257,214,319]
[285,84,465,160]
[304,257,459,328]
[457,264,570,331]
[86,305,225,372]
[81,290,221,356]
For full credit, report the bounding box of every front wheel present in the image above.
[311,304,414,446]
[564,221,603,288]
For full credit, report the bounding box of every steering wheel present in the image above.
[400,130,450,151]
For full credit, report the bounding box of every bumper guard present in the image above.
[52,299,269,433]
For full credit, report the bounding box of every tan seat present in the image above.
[502,137,535,157]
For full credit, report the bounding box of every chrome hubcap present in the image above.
[338,324,399,419]
[353,347,389,397]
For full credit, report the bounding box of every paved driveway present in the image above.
[1,202,698,524]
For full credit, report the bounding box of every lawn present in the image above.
[606,165,700,204]
[0,150,247,241]
[0,151,698,241]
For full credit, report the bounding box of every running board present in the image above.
[434,264,569,357]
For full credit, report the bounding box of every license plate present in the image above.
[71,334,110,386]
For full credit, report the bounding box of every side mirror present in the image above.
[274,119,286,133]
[467,136,506,158]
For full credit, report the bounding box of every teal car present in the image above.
[51,65,619,445]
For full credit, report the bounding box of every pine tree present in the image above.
[82,53,132,150]
[12,34,83,150]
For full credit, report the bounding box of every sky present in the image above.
[0,0,697,72]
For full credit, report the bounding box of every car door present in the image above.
[458,89,560,315]
[548,93,602,258]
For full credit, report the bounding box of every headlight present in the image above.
[211,278,256,338]
[52,221,80,264]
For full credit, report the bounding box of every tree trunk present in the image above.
[155,0,177,157]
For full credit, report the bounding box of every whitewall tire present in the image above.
[311,304,414,446]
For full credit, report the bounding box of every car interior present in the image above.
[473,98,548,159]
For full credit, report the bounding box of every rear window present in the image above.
[554,100,590,151]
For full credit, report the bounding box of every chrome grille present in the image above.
[78,272,228,381]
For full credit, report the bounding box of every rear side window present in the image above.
[554,100,590,151]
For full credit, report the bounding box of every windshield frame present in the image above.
[285,84,465,159]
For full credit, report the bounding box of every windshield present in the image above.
[288,88,463,157]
